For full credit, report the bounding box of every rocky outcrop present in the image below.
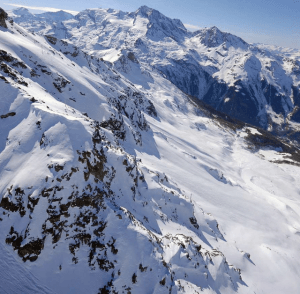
[0,8,8,29]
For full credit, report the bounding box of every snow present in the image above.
[0,7,300,294]
[245,127,262,135]
[0,242,55,294]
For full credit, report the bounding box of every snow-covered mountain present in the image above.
[8,6,300,142]
[9,7,74,39]
[1,7,300,294]
[10,7,74,22]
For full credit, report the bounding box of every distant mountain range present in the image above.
[9,6,300,142]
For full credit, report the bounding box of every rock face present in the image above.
[0,8,8,28]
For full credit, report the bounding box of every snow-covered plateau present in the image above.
[0,6,300,294]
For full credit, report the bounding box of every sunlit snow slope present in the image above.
[1,7,300,294]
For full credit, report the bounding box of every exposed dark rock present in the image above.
[54,164,64,172]
[127,52,138,63]
[131,273,137,284]
[0,50,27,68]
[1,112,16,119]
[139,264,148,272]
[0,8,8,29]
[0,197,20,213]
[0,187,26,217]
[45,35,57,45]
[189,216,199,229]
[216,83,259,126]
[53,75,70,92]
[78,149,108,182]
[100,118,125,140]
[0,75,8,83]
[0,59,28,86]
[6,227,45,262]
[159,277,166,286]
[30,69,40,77]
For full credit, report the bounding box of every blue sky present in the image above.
[1,0,299,48]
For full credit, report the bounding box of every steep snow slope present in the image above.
[1,8,300,294]
[9,6,300,140]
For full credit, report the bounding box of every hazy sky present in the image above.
[1,0,300,48]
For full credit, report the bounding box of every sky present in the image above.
[1,0,300,49]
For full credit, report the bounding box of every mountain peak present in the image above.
[11,7,74,23]
[134,5,186,39]
[38,10,74,21]
[193,25,248,48]
[12,7,32,15]
[136,5,151,11]
[203,26,224,36]
[209,26,221,33]
[134,5,162,20]
[135,5,154,16]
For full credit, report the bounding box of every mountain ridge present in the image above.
[8,5,300,141]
